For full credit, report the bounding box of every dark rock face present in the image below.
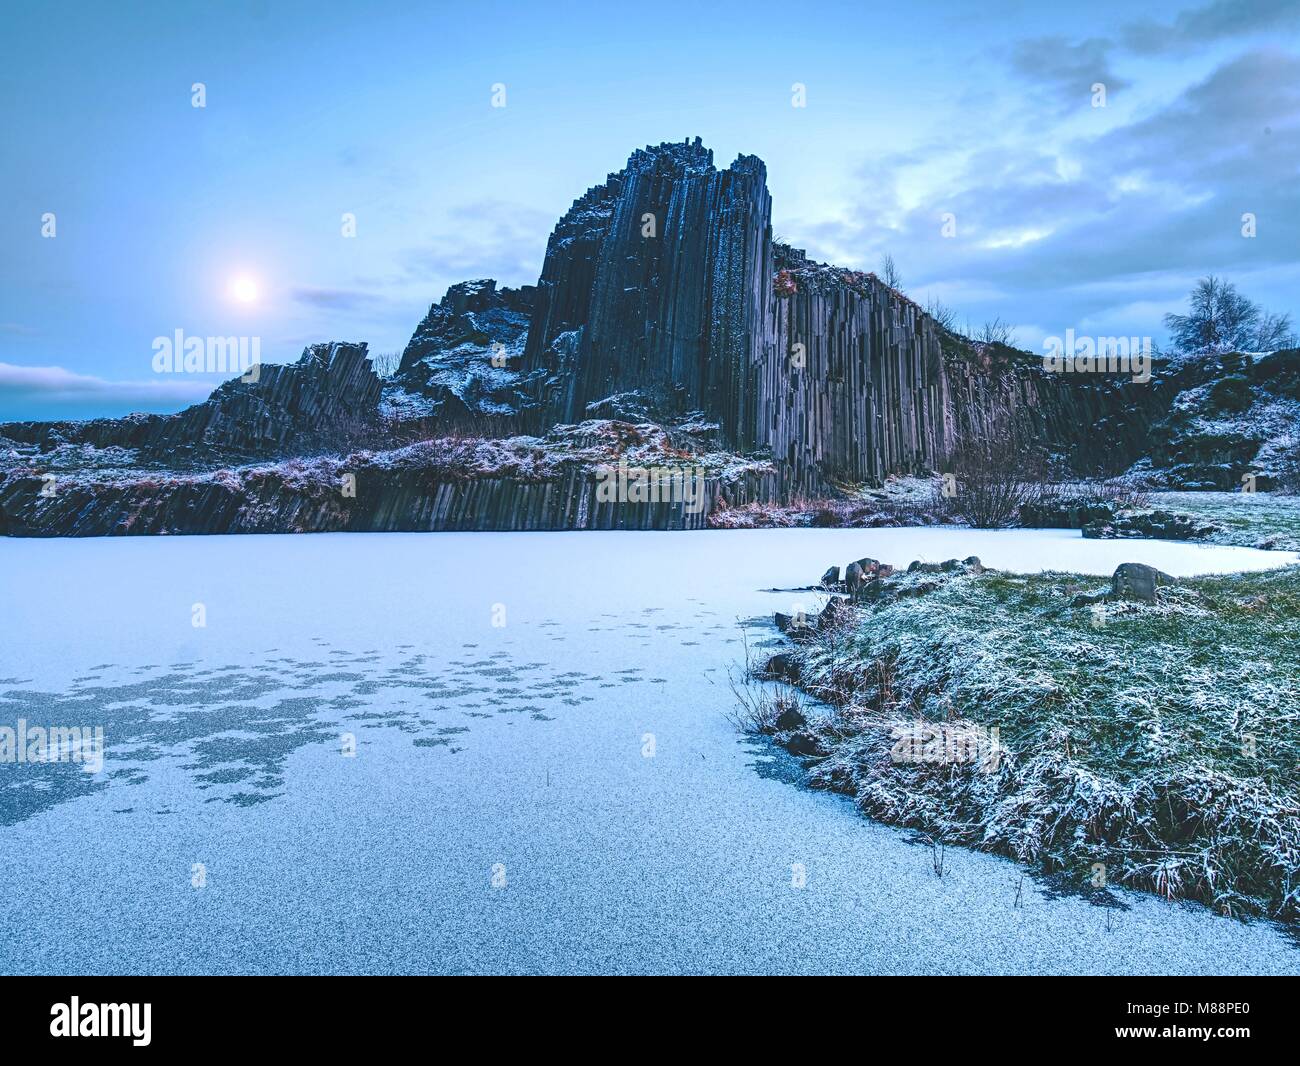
[165,341,383,454]
[514,142,1174,495]
[0,423,780,537]
[1138,349,1300,489]
[400,278,535,375]
[1019,497,1117,529]
[763,248,946,489]
[388,280,539,428]
[522,138,772,440]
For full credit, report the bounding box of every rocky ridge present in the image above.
[2,138,1292,536]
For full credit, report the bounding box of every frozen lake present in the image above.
[1,528,1297,974]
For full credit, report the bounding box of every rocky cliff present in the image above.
[0,419,777,536]
[0,138,1224,537]
[1,342,382,462]
[385,280,539,431]
[520,138,772,446]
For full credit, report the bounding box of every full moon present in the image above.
[229,275,259,304]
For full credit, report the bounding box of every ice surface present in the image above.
[0,528,1296,974]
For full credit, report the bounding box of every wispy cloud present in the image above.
[397,200,553,289]
[0,362,215,421]
[290,286,391,312]
[1122,0,1300,54]
[1006,36,1130,108]
[793,45,1300,343]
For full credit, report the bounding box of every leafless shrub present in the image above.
[1090,478,1150,510]
[709,492,951,530]
[924,295,959,332]
[725,681,799,735]
[925,835,946,878]
[974,316,1015,346]
[938,431,1050,528]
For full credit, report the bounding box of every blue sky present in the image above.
[2,0,1297,420]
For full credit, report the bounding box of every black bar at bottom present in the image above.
[0,976,1286,1050]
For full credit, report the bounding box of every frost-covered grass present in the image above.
[771,565,1300,921]
[3,419,776,498]
[709,476,954,529]
[1150,491,1300,551]
[708,494,945,529]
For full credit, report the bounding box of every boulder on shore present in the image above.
[1111,562,1174,602]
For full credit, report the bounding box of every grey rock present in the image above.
[1071,589,1109,608]
[389,279,540,428]
[1111,563,1173,602]
[816,596,854,631]
[1083,508,1222,542]
[774,612,806,635]
[845,557,892,598]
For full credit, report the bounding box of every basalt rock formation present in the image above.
[1,342,382,462]
[0,138,1234,537]
[0,419,777,536]
[494,139,1171,492]
[521,138,772,442]
[386,279,539,430]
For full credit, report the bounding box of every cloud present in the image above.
[397,200,553,289]
[0,362,216,421]
[1122,0,1300,54]
[791,48,1300,341]
[1006,36,1130,107]
[1096,47,1300,168]
[290,286,390,312]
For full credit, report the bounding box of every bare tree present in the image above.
[1164,276,1296,354]
[924,295,959,332]
[1256,310,1297,352]
[368,351,402,378]
[879,253,902,290]
[974,316,1015,346]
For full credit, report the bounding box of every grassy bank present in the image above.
[748,563,1300,921]
[1149,490,1300,551]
